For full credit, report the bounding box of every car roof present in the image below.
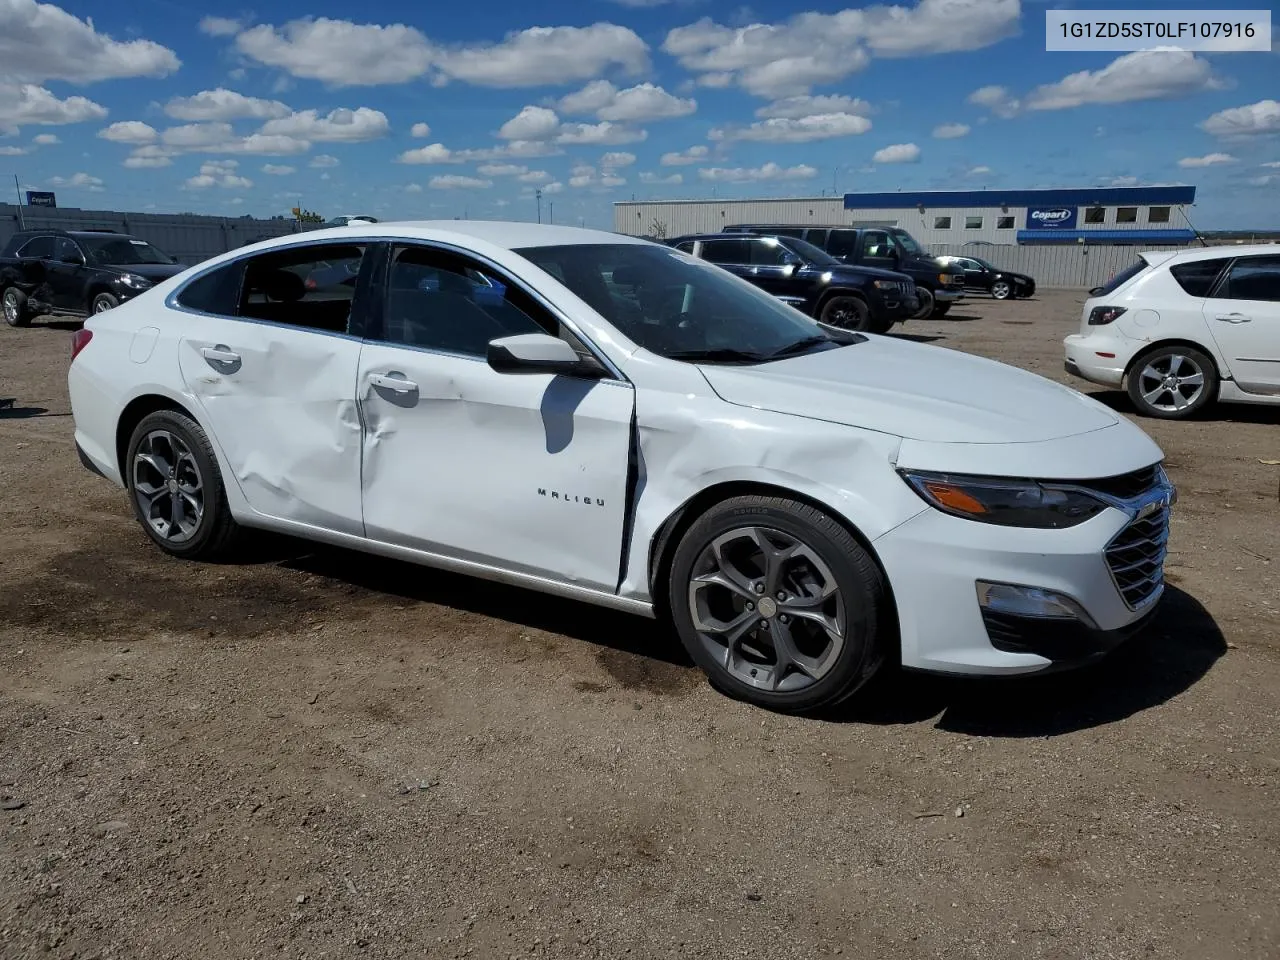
[1155,243,1280,263]
[295,220,651,251]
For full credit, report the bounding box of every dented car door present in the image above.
[175,242,368,534]
[357,243,635,592]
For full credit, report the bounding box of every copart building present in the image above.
[615,186,1198,246]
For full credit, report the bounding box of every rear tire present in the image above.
[1126,344,1218,420]
[819,294,873,332]
[3,287,31,327]
[667,495,888,714]
[91,292,119,314]
[126,410,243,560]
[911,286,935,320]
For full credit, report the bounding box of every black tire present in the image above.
[126,409,242,560]
[667,495,888,713]
[930,302,952,319]
[819,294,873,332]
[990,280,1013,300]
[1125,344,1218,420]
[911,286,935,320]
[91,292,119,314]
[3,287,31,327]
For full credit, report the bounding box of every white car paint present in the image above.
[70,221,1173,680]
[1064,244,1280,407]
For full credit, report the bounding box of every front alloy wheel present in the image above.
[92,293,119,314]
[3,288,30,327]
[819,295,872,332]
[991,280,1012,300]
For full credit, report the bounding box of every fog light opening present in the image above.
[976,581,1097,628]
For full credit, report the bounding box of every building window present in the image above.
[1148,206,1171,223]
[933,216,952,229]
[1116,207,1138,224]
[996,216,1015,229]
[1084,206,1105,224]
[965,216,983,229]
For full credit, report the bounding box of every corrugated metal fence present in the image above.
[0,204,302,266]
[928,242,1189,290]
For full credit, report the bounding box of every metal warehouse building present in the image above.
[615,185,1198,246]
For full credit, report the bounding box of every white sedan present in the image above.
[1065,244,1280,419]
[69,222,1174,712]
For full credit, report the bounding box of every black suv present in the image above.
[669,233,918,333]
[1,229,184,326]
[724,224,965,319]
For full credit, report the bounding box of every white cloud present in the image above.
[186,159,253,189]
[165,88,291,122]
[477,163,527,176]
[411,122,432,137]
[396,143,461,164]
[932,122,970,139]
[555,121,647,145]
[558,80,620,115]
[872,142,920,163]
[1201,100,1280,138]
[498,105,561,141]
[32,133,58,145]
[697,162,817,183]
[640,171,683,184]
[310,154,340,168]
[218,134,311,156]
[662,0,1019,98]
[48,172,104,191]
[600,151,637,169]
[541,181,564,194]
[98,121,160,144]
[262,163,296,174]
[236,18,434,85]
[558,80,695,122]
[1262,161,1280,169]
[162,122,236,148]
[0,83,106,135]
[123,144,177,168]
[0,146,28,156]
[1249,174,1275,186]
[711,112,871,143]
[1178,152,1236,168]
[966,165,992,177]
[433,24,648,87]
[755,95,870,119]
[199,16,244,37]
[660,145,709,166]
[260,107,389,142]
[518,170,553,183]
[405,183,423,193]
[0,0,180,83]
[967,84,1020,118]
[429,174,492,189]
[1025,50,1221,112]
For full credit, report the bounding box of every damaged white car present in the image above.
[69,222,1175,712]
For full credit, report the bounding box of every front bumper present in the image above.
[934,286,966,302]
[873,504,1165,676]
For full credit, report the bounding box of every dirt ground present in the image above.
[1,289,1277,960]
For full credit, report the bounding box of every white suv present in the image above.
[1064,245,1280,419]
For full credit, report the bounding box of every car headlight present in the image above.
[118,273,152,289]
[899,470,1107,529]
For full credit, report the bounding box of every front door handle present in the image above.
[1215,313,1252,324]
[200,345,241,366]
[368,372,418,393]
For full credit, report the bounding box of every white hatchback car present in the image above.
[69,222,1175,712]
[1064,245,1280,419]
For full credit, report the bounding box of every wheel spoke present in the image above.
[1142,385,1169,405]
[1168,355,1185,377]
[691,569,755,602]
[767,621,822,689]
[1179,371,1204,388]
[1171,389,1191,411]
[135,451,171,480]
[746,527,798,595]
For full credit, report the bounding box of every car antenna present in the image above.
[1177,204,1207,247]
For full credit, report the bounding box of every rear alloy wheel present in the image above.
[126,409,242,559]
[990,280,1012,300]
[3,288,31,327]
[92,292,119,314]
[819,295,873,332]
[668,495,887,713]
[1126,345,1218,420]
[911,286,935,320]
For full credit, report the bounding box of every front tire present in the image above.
[1126,345,1218,420]
[819,295,873,332]
[668,495,888,713]
[126,410,242,560]
[990,280,1012,300]
[91,292,119,314]
[3,287,31,327]
[911,286,935,320]
[931,303,952,318]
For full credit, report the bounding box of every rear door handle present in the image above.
[1216,313,1252,323]
[200,345,241,366]
[368,372,418,393]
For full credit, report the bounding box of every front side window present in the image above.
[17,236,54,259]
[80,236,176,265]
[1116,207,1138,224]
[1169,258,1229,298]
[965,216,983,230]
[888,228,922,255]
[53,238,82,263]
[380,245,545,356]
[239,243,367,333]
[749,238,795,267]
[516,243,840,364]
[861,230,893,259]
[1217,256,1280,302]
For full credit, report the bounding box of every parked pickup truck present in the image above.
[1,229,184,326]
[725,224,965,319]
[669,232,918,333]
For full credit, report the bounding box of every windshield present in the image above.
[973,257,996,270]
[888,228,923,255]
[80,236,176,266]
[515,243,842,364]
[780,236,839,267]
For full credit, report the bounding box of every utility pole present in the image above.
[548,201,553,224]
[535,188,542,224]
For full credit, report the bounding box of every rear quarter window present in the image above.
[175,261,244,315]
[1096,259,1149,297]
[1169,258,1229,298]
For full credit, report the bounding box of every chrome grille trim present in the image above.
[1104,504,1172,611]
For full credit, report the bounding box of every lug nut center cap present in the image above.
[167,479,179,494]
[757,597,778,619]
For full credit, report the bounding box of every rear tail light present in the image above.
[70,328,93,361]
[1088,305,1127,326]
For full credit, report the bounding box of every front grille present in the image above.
[1083,465,1163,501]
[1105,507,1170,609]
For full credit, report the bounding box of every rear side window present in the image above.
[17,236,54,259]
[700,239,749,265]
[673,241,695,254]
[1218,256,1280,302]
[239,244,367,334]
[749,239,793,266]
[1096,259,1149,297]
[176,262,244,315]
[1169,258,1229,298]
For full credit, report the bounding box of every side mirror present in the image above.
[487,333,607,379]
[1088,286,1105,297]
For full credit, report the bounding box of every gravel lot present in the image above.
[2,289,1278,960]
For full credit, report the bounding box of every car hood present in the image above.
[820,264,912,283]
[699,336,1119,444]
[103,262,185,282]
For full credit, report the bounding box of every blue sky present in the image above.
[0,0,1277,228]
